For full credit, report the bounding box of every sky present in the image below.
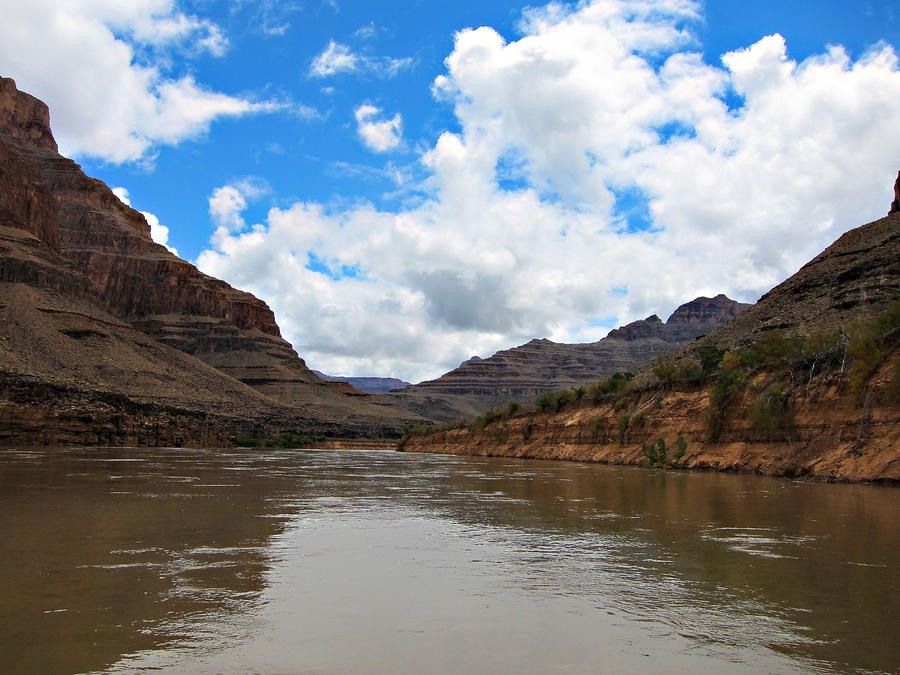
[1,0,899,383]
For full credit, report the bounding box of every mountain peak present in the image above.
[0,77,57,152]
[666,294,751,326]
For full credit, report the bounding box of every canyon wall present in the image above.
[0,76,421,444]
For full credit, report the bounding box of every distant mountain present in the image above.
[389,294,750,421]
[312,372,411,394]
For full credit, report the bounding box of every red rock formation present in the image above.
[0,78,56,153]
[890,170,900,215]
[0,76,423,442]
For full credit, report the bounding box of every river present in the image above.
[0,446,897,674]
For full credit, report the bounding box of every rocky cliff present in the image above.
[0,76,422,444]
[390,294,750,421]
[402,207,900,482]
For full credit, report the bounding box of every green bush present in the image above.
[706,366,745,442]
[696,343,725,375]
[652,357,677,385]
[556,389,576,412]
[754,329,803,362]
[590,372,633,401]
[677,361,703,381]
[617,413,630,446]
[589,416,607,443]
[469,408,502,432]
[749,383,791,442]
[507,400,520,416]
[538,391,556,410]
[521,418,534,440]
[642,437,668,467]
[674,435,687,459]
[843,298,900,403]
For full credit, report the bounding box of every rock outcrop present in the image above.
[390,295,750,421]
[0,76,422,444]
[891,170,900,215]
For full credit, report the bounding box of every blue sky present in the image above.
[2,0,899,381]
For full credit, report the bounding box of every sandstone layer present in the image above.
[391,294,749,421]
[0,76,422,444]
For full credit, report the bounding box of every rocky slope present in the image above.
[403,207,900,482]
[390,295,749,421]
[0,76,422,444]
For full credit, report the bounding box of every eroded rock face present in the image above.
[390,295,750,421]
[0,78,56,153]
[890,170,900,215]
[0,76,422,442]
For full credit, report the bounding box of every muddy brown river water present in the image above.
[0,446,897,674]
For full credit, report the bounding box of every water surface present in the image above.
[0,446,897,673]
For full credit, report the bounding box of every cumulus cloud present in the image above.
[199,0,900,382]
[354,105,403,152]
[112,186,178,255]
[207,178,271,244]
[309,40,413,78]
[0,0,285,163]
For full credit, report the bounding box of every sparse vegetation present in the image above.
[589,416,607,443]
[696,343,725,375]
[617,413,630,445]
[705,363,746,442]
[674,434,688,458]
[589,372,633,401]
[396,423,439,451]
[748,382,791,442]
[844,298,900,403]
[235,432,325,449]
[521,417,534,440]
[643,435,686,468]
[642,437,668,467]
[538,391,556,410]
[652,357,677,386]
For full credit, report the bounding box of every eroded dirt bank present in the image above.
[402,354,900,482]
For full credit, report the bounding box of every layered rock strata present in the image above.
[401,356,900,482]
[0,76,421,443]
[391,295,750,421]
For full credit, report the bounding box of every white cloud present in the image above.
[354,105,403,152]
[207,178,271,245]
[310,40,358,76]
[112,186,178,255]
[309,40,413,78]
[198,0,900,382]
[0,0,285,163]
